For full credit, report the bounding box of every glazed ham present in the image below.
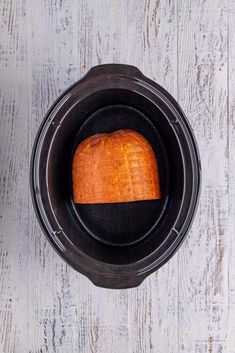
[72,130,161,204]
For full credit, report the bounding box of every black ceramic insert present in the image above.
[30,64,201,289]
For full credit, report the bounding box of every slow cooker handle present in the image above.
[89,274,146,289]
[84,63,143,80]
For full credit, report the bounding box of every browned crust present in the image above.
[72,129,161,204]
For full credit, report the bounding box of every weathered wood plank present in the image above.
[178,0,229,352]
[228,1,235,352]
[0,0,31,352]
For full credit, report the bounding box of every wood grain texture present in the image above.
[0,0,233,352]
[228,1,235,352]
[178,0,230,352]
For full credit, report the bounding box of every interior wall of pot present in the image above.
[43,89,185,265]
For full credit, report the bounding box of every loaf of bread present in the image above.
[72,130,161,204]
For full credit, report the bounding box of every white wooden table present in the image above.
[0,1,234,352]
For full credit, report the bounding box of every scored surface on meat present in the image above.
[72,129,161,204]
